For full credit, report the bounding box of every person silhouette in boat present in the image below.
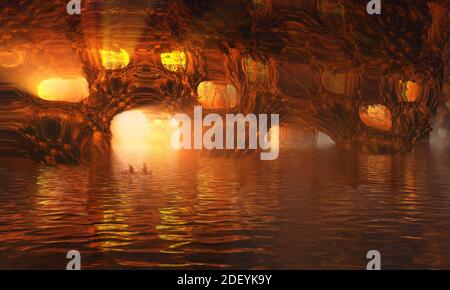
[142,163,152,175]
[142,163,147,174]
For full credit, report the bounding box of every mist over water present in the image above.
[0,142,449,269]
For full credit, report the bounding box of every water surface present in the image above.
[0,144,449,269]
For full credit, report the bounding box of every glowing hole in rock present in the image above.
[160,51,186,72]
[111,110,174,167]
[197,81,238,109]
[111,110,151,159]
[37,77,89,102]
[243,57,269,84]
[100,49,130,70]
[398,80,420,102]
[359,104,392,131]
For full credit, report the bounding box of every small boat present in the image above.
[142,163,152,175]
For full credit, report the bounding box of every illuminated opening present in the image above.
[111,110,152,166]
[160,51,187,72]
[398,80,420,102]
[111,110,175,166]
[100,49,130,70]
[243,57,269,84]
[359,104,392,131]
[197,81,238,109]
[37,77,89,102]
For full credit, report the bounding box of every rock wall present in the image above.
[0,0,448,163]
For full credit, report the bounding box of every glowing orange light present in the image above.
[37,77,89,102]
[197,81,238,109]
[398,80,420,102]
[243,57,269,84]
[100,49,130,70]
[160,51,186,72]
[359,104,392,131]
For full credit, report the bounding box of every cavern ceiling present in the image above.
[0,0,448,163]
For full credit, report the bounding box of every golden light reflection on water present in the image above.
[364,154,393,185]
[0,143,449,269]
[156,205,194,254]
[94,209,134,250]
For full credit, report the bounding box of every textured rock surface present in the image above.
[0,0,448,163]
